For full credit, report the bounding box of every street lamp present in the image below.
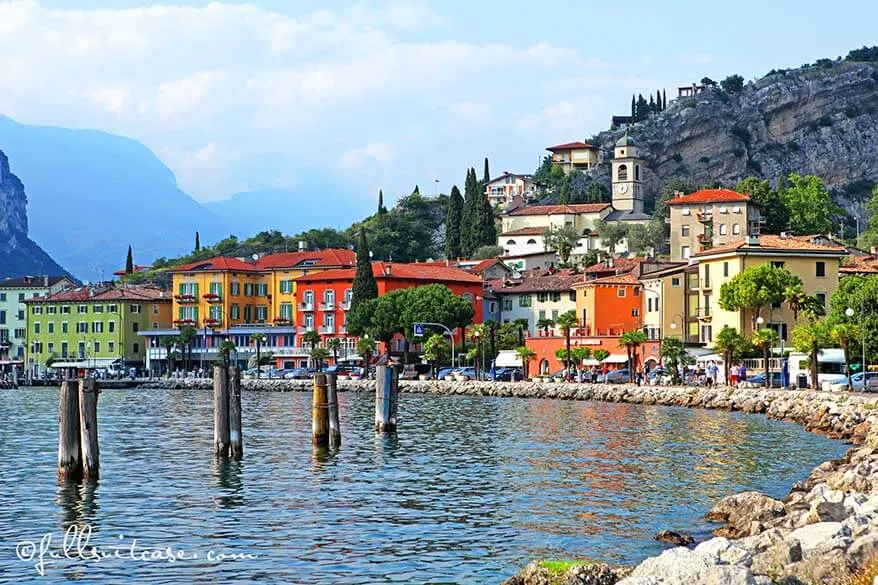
[473,330,481,379]
[252,333,268,379]
[846,306,866,382]
[669,313,683,339]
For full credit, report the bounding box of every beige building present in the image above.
[688,234,847,345]
[666,189,761,261]
[499,203,612,257]
[639,264,687,342]
[484,172,538,208]
[546,141,601,174]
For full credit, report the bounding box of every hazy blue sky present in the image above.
[1,0,876,217]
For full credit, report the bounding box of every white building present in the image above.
[484,172,538,208]
[489,269,579,335]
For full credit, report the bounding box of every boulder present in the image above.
[619,547,768,585]
[654,530,694,547]
[501,562,550,585]
[707,492,786,538]
[783,549,852,585]
[807,488,849,523]
[786,522,850,558]
[749,540,802,577]
[560,563,622,585]
[694,537,752,566]
[848,533,878,570]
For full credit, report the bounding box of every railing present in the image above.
[340,301,351,311]
[319,325,335,334]
[203,294,222,303]
[299,302,314,311]
[174,294,197,304]
[298,326,314,334]
[337,326,347,335]
[697,211,713,223]
[319,302,335,311]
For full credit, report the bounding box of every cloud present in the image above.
[0,0,640,204]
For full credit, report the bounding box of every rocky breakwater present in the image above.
[139,377,375,393]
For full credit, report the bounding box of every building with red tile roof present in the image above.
[665,188,751,206]
[667,189,761,261]
[545,141,600,175]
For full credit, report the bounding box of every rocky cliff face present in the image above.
[596,60,878,217]
[0,149,70,278]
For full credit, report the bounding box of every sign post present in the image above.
[414,322,456,368]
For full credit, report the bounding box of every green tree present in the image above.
[356,337,376,369]
[310,347,330,371]
[460,168,479,256]
[303,330,321,348]
[780,174,842,235]
[660,336,690,384]
[594,220,628,254]
[178,325,197,372]
[652,177,696,219]
[472,245,504,259]
[536,318,555,335]
[495,322,522,350]
[830,322,861,391]
[556,311,579,371]
[348,226,378,323]
[751,328,780,387]
[593,349,610,363]
[444,185,464,259]
[791,322,829,390]
[423,333,451,375]
[828,275,878,369]
[125,245,134,275]
[626,221,665,256]
[482,157,491,185]
[326,338,342,365]
[719,264,802,329]
[515,346,537,378]
[720,74,744,94]
[543,224,581,263]
[630,94,636,118]
[513,318,529,347]
[571,346,592,366]
[862,184,878,248]
[377,189,387,214]
[662,89,667,110]
[160,336,179,376]
[195,231,201,252]
[735,177,789,234]
[619,330,647,382]
[712,326,748,384]
[218,339,236,367]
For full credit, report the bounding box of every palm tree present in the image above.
[784,284,809,322]
[178,325,197,372]
[830,322,861,391]
[660,336,689,384]
[219,339,237,368]
[556,310,579,372]
[571,346,592,368]
[619,330,648,383]
[160,335,178,377]
[536,318,555,336]
[326,338,342,366]
[515,346,537,379]
[713,326,748,385]
[357,337,376,370]
[791,322,828,390]
[310,347,330,371]
[751,328,780,388]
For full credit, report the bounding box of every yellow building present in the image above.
[640,264,687,341]
[546,141,601,173]
[666,189,761,261]
[689,234,847,344]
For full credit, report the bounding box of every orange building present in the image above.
[574,273,643,336]
[293,262,485,360]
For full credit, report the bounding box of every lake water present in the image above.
[0,387,847,584]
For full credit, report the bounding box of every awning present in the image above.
[601,354,629,364]
[50,358,121,369]
[495,350,523,368]
[685,347,715,358]
[696,353,722,362]
[582,358,600,366]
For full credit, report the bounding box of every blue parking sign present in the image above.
[413,323,425,336]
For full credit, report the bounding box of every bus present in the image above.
[788,348,848,388]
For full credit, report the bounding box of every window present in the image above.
[569,291,576,302]
[617,288,626,298]
[17,310,24,320]
[255,306,268,321]
[537,292,547,302]
[14,328,25,339]
[108,342,115,354]
[47,306,57,314]
[231,282,241,296]
[48,322,55,334]
[256,284,269,296]
[647,298,653,312]
[681,246,691,259]
[631,308,640,317]
[633,288,640,296]
[617,164,628,181]
[93,305,104,313]
[18,293,25,302]
[723,262,729,277]
[94,341,101,354]
[107,305,117,313]
[551,310,558,321]
[538,310,546,321]
[506,240,516,246]
[280,280,294,294]
[550,292,561,302]
[61,306,70,314]
[244,283,253,296]
[78,305,88,314]
[244,305,252,322]
[0,311,4,325]
[703,265,710,288]
[78,342,85,358]
[303,290,314,306]
[279,303,294,320]
[526,238,537,245]
[671,277,681,287]
[76,322,87,333]
[682,207,691,216]
[816,262,826,277]
[132,322,140,333]
[489,301,497,313]
[133,343,140,354]
[62,322,69,334]
[681,225,690,237]
[230,304,240,320]
[719,224,728,236]
[0,293,4,301]
[153,304,160,315]
[130,304,142,314]
[518,295,532,307]
[33,322,40,334]
[48,342,54,355]
[209,282,223,297]
[324,290,335,306]
[732,223,740,235]
[108,321,115,333]
[502,299,512,312]
[771,261,785,269]
[816,293,827,307]
[61,342,68,358]
[32,307,42,315]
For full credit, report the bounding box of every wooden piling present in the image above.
[58,380,82,482]
[78,378,100,480]
[327,373,341,447]
[312,373,329,447]
[375,365,398,433]
[228,367,243,460]
[213,366,230,457]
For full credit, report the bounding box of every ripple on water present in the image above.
[0,388,846,584]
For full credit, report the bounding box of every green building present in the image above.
[0,276,73,374]
[25,284,172,377]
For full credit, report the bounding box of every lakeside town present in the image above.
[2,129,875,394]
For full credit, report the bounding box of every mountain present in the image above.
[0,116,231,281]
[0,150,71,278]
[592,58,878,217]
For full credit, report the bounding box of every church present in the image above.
[497,131,651,260]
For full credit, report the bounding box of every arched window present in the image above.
[617,164,628,181]
[526,238,537,245]
[506,239,516,246]
[635,165,640,181]
[732,223,740,235]
[719,224,728,235]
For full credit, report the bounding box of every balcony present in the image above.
[205,318,222,328]
[338,326,347,335]
[697,211,713,223]
[319,302,336,311]
[174,294,197,304]
[298,326,315,334]
[299,302,314,311]
[340,300,351,311]
[203,293,222,303]
[173,318,197,327]
[319,325,335,335]
[273,317,293,326]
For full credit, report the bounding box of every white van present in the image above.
[788,348,848,388]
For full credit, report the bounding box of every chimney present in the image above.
[43,276,48,286]
[298,241,306,252]
[746,235,760,246]
[674,191,684,198]
[871,246,878,257]
[384,263,392,276]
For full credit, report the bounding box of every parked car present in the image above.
[437,367,458,380]
[284,367,317,379]
[748,372,785,388]
[324,364,362,377]
[604,369,631,384]
[847,372,878,392]
[401,363,433,380]
[492,367,523,381]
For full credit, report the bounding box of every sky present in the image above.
[0,0,876,214]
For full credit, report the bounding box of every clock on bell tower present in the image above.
[611,130,644,214]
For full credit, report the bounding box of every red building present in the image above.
[293,262,484,360]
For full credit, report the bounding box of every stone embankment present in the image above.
[140,378,878,584]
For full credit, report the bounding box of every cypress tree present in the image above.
[662,89,667,110]
[444,185,464,259]
[195,231,200,252]
[125,245,133,274]
[656,90,662,111]
[482,157,491,184]
[475,174,497,250]
[411,185,420,196]
[631,94,636,118]
[460,168,479,256]
[377,189,387,214]
[350,226,378,314]
[649,94,656,113]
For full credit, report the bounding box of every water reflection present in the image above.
[0,388,848,585]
